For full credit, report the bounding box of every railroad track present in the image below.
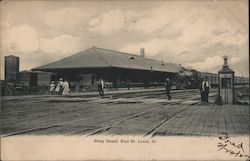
[1,88,204,116]
[85,102,203,137]
[82,92,217,137]
[111,88,202,99]
[71,101,185,136]
[1,99,180,137]
[143,102,201,137]
[1,89,217,137]
[77,93,218,136]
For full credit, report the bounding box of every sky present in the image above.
[0,0,249,79]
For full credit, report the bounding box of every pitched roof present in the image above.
[218,65,234,73]
[18,70,55,74]
[33,47,182,73]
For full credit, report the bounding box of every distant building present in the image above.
[5,55,19,80]
[32,47,183,90]
[13,70,56,87]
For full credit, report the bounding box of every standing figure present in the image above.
[165,78,172,100]
[58,78,64,95]
[49,81,56,95]
[98,79,105,97]
[199,78,205,102]
[54,81,61,95]
[62,80,70,96]
[202,77,210,103]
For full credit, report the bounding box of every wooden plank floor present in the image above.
[156,104,249,136]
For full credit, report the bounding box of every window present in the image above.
[221,78,231,89]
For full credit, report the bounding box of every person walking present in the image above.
[165,78,172,100]
[98,79,105,97]
[49,81,56,95]
[202,76,210,103]
[62,80,70,96]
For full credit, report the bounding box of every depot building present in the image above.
[32,47,183,89]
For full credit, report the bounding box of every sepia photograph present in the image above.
[0,0,249,160]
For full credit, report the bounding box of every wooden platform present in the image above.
[154,104,249,136]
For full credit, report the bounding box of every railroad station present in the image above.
[32,47,182,90]
[1,46,249,138]
[2,46,248,94]
[1,1,249,160]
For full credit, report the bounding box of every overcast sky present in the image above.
[0,0,249,79]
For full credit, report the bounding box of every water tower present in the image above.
[5,55,19,80]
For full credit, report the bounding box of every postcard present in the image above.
[1,0,249,160]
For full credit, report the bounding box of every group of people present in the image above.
[49,77,210,101]
[165,77,210,103]
[49,78,105,97]
[49,78,70,96]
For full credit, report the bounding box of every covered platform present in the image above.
[32,47,183,90]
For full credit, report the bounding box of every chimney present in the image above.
[140,48,145,57]
[161,60,164,65]
[223,55,228,67]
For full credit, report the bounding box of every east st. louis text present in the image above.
[94,139,156,144]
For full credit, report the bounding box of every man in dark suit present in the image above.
[165,78,172,100]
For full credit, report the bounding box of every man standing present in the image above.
[98,79,105,97]
[58,78,64,95]
[165,78,172,100]
[199,78,205,102]
[202,76,210,103]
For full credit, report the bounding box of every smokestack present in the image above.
[140,48,145,58]
[223,55,228,67]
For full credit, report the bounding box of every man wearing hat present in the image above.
[165,78,172,100]
[202,76,210,103]
[58,78,64,95]
[98,79,105,97]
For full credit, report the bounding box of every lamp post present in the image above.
[218,55,235,104]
